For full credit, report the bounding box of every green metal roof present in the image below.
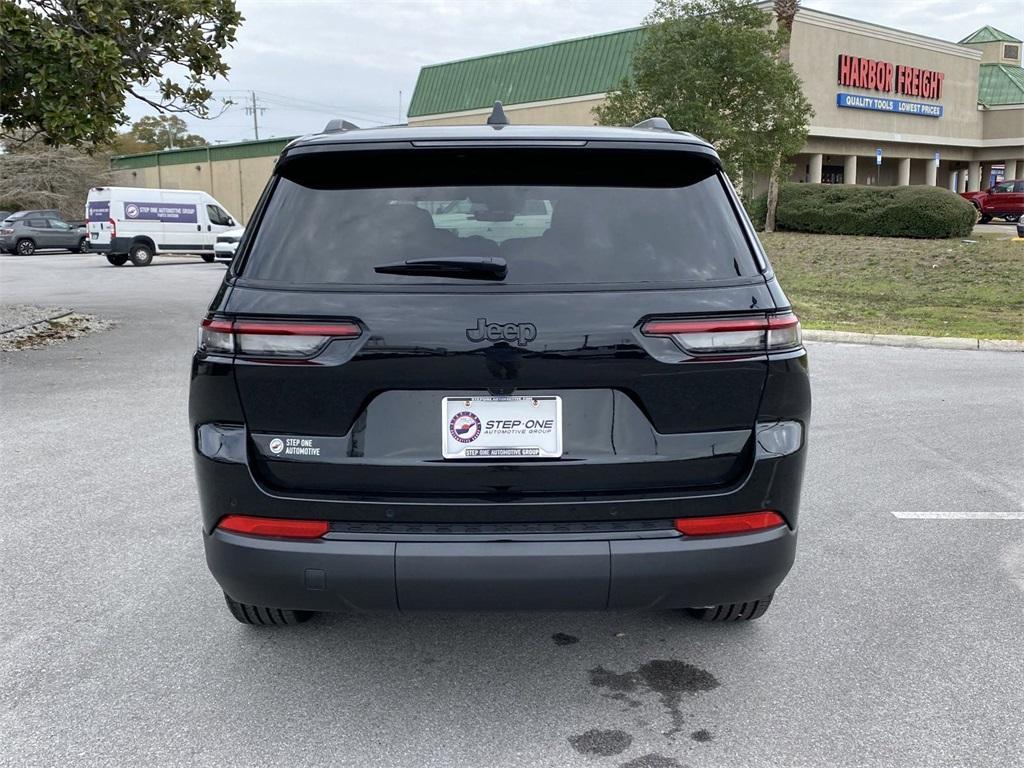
[109,136,296,170]
[407,27,645,117]
[959,26,1022,45]
[977,63,1024,106]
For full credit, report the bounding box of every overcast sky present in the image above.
[126,0,1024,145]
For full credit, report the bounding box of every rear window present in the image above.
[243,156,757,287]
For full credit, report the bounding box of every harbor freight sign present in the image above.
[837,54,944,99]
[837,93,944,118]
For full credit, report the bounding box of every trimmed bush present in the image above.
[747,183,976,239]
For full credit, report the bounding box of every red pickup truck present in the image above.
[960,179,1024,223]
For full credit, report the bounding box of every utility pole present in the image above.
[244,91,266,140]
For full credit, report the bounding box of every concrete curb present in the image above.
[802,329,1024,352]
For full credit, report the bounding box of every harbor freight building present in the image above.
[110,7,1024,213]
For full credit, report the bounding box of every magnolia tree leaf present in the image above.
[0,0,242,148]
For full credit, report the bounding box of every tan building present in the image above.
[110,7,1023,204]
[109,138,293,224]
[406,9,1023,192]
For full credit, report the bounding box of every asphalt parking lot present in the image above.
[2,253,1022,768]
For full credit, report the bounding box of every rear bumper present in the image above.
[205,524,796,612]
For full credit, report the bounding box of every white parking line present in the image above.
[891,510,1024,520]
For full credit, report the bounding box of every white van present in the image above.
[86,187,240,266]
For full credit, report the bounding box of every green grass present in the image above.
[760,232,1024,340]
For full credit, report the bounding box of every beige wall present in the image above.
[110,155,276,224]
[789,14,984,142]
[408,96,606,127]
[982,108,1024,141]
[968,40,1022,65]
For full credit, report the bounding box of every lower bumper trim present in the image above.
[205,525,796,612]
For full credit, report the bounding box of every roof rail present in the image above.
[322,119,360,134]
[487,101,509,127]
[632,117,674,132]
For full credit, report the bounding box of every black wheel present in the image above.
[106,253,129,266]
[1004,215,1020,223]
[76,237,89,253]
[16,239,35,255]
[978,214,993,224]
[223,593,315,626]
[687,593,774,622]
[201,253,215,263]
[129,242,154,266]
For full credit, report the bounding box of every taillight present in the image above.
[674,511,786,536]
[642,313,801,355]
[108,217,116,238]
[198,317,361,358]
[218,515,329,539]
[0,228,12,236]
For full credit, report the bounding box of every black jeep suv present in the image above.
[189,111,810,626]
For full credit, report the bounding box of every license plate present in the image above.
[442,396,562,459]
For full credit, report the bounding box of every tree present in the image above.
[107,131,161,157]
[596,0,811,190]
[0,0,242,148]
[130,116,208,150]
[764,0,800,233]
[0,144,110,219]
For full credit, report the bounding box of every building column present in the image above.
[925,158,938,187]
[957,168,968,193]
[897,157,911,186]
[948,171,957,192]
[809,153,823,184]
[967,161,982,192]
[844,155,857,185]
[1005,159,1018,180]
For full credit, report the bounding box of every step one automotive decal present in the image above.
[123,202,198,223]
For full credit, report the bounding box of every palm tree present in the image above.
[764,0,800,233]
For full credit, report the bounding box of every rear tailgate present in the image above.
[226,286,774,501]
[222,142,779,514]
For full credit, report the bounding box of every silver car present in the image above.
[210,226,245,261]
[0,213,89,255]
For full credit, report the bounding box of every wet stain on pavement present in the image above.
[568,729,634,757]
[552,632,579,646]
[690,729,713,743]
[589,660,720,737]
[618,754,684,768]
[604,691,643,708]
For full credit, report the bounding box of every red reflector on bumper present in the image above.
[217,515,329,539]
[673,511,786,536]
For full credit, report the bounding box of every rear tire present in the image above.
[106,254,128,266]
[687,593,774,622]
[223,593,315,626]
[76,237,89,253]
[201,253,215,263]
[129,242,154,266]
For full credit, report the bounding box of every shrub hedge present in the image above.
[744,183,976,239]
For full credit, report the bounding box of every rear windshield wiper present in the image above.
[374,256,507,281]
